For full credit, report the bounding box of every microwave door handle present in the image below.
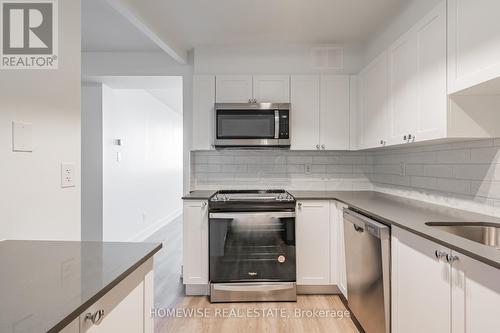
[274,110,279,139]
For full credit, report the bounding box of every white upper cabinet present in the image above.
[388,1,447,145]
[290,75,321,150]
[215,75,253,103]
[192,75,215,150]
[358,51,389,149]
[215,75,290,103]
[448,0,500,94]
[320,75,350,150]
[291,75,350,150]
[253,75,290,103]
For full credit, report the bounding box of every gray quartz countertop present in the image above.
[182,190,216,200]
[290,190,500,269]
[0,240,162,333]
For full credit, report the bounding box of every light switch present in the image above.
[12,121,33,152]
[61,163,76,188]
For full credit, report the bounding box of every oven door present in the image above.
[209,211,296,283]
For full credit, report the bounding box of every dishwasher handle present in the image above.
[343,208,390,239]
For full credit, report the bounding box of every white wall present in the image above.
[82,51,193,193]
[0,0,81,240]
[82,83,103,241]
[102,87,183,241]
[194,44,364,75]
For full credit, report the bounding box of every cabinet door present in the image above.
[296,200,330,285]
[388,29,418,146]
[451,251,500,333]
[330,201,348,298]
[320,76,350,150]
[193,75,215,150]
[448,0,500,93]
[415,1,447,142]
[358,51,389,149]
[290,75,320,150]
[391,227,451,333]
[215,75,253,103]
[80,260,151,333]
[183,200,208,285]
[253,75,290,103]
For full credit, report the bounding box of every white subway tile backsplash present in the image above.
[191,139,500,217]
[470,147,500,164]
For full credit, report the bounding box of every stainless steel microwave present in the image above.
[214,103,291,148]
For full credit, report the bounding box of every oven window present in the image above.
[209,214,296,283]
[217,110,275,139]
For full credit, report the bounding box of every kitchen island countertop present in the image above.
[0,240,161,332]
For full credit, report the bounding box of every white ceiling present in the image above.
[117,0,409,49]
[82,0,160,52]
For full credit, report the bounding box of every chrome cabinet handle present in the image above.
[435,250,447,260]
[316,144,320,150]
[85,309,105,325]
[298,202,302,208]
[321,144,325,150]
[380,140,386,146]
[202,202,207,208]
[446,254,459,263]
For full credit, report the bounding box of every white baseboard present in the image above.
[129,208,182,242]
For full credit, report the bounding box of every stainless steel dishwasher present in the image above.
[343,208,390,333]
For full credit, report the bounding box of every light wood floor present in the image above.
[158,295,359,333]
[148,217,359,333]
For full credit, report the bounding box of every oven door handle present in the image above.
[212,283,296,293]
[209,212,295,219]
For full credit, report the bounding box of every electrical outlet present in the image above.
[305,163,312,175]
[61,163,76,188]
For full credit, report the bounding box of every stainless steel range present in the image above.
[208,190,297,302]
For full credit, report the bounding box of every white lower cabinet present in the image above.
[451,250,500,333]
[182,200,209,287]
[330,201,348,298]
[392,226,500,333]
[296,200,331,285]
[391,227,451,333]
[78,259,154,333]
[296,200,348,296]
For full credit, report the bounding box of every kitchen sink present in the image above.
[425,222,500,249]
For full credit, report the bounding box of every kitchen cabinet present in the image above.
[215,75,289,103]
[290,75,320,150]
[448,0,500,94]
[451,250,500,333]
[253,75,290,103]
[387,2,447,146]
[215,75,253,103]
[358,51,389,149]
[192,75,215,150]
[296,200,331,285]
[320,75,350,150]
[330,201,348,298]
[80,259,154,333]
[290,75,350,150]
[392,226,500,333]
[391,226,451,333]
[296,200,348,293]
[183,200,209,289]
